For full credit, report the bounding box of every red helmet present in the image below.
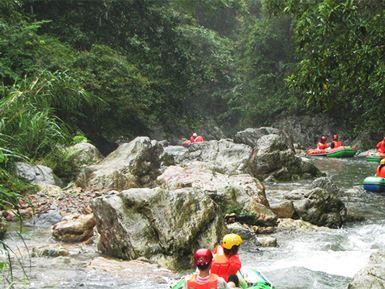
[194,249,213,267]
[333,134,339,140]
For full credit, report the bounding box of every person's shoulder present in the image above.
[229,254,241,262]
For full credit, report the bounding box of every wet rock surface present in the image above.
[284,188,347,228]
[348,249,385,289]
[32,244,70,257]
[92,188,226,270]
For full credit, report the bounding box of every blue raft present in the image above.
[363,176,385,193]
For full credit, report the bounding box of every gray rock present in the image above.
[226,222,254,240]
[92,188,226,270]
[77,137,163,192]
[234,127,321,181]
[270,201,296,219]
[285,188,347,228]
[67,142,103,166]
[33,209,62,227]
[15,162,59,185]
[234,127,281,148]
[348,249,385,289]
[310,177,341,194]
[32,244,69,257]
[158,161,269,211]
[163,140,253,176]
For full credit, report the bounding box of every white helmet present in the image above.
[193,133,197,137]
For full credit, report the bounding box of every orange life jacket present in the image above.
[186,273,218,289]
[332,141,343,148]
[376,165,385,178]
[210,246,241,282]
[317,142,329,150]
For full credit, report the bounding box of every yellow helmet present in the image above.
[222,233,243,250]
[381,159,385,165]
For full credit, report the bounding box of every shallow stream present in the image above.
[3,157,383,289]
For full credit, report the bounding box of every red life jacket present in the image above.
[332,141,343,148]
[186,273,218,289]
[377,141,385,154]
[210,246,241,282]
[376,165,385,178]
[317,142,329,150]
[195,136,204,142]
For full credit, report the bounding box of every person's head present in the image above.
[194,248,213,271]
[383,136,385,142]
[320,135,327,143]
[333,134,339,141]
[380,159,385,166]
[193,133,198,137]
[222,233,243,256]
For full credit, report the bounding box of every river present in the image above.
[2,157,383,288]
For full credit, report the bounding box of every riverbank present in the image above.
[2,132,385,289]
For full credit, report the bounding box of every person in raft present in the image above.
[330,134,343,149]
[190,132,204,143]
[211,234,243,288]
[376,159,385,178]
[317,135,329,150]
[376,137,385,154]
[183,248,230,289]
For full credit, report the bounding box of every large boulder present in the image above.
[163,140,253,175]
[77,137,163,192]
[234,128,321,181]
[67,142,103,167]
[15,162,59,185]
[158,162,268,208]
[157,162,276,226]
[348,249,385,289]
[234,127,282,148]
[284,188,347,228]
[92,188,226,270]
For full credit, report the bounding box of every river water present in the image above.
[2,157,383,289]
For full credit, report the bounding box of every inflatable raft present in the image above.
[306,146,357,158]
[365,152,385,163]
[171,268,274,289]
[363,176,385,193]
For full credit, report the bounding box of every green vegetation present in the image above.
[1,0,385,211]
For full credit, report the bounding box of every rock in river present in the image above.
[92,188,225,270]
[285,188,347,228]
[348,249,385,289]
[52,214,96,242]
[77,137,163,192]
